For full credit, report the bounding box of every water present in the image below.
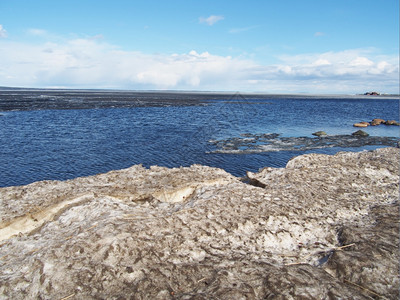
[0,90,398,187]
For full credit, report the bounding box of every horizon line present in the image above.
[1,86,399,97]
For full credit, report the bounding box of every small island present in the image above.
[364,91,380,96]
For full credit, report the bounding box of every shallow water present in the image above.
[0,90,398,187]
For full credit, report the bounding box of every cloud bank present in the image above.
[0,37,398,94]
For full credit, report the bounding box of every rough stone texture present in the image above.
[0,148,398,299]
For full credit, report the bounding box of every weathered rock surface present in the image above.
[0,148,399,299]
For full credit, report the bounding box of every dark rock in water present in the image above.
[0,148,398,299]
[312,131,327,137]
[260,133,280,139]
[240,133,254,137]
[352,130,369,137]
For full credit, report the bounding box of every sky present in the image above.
[0,0,399,94]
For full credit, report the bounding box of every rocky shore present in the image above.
[210,132,399,153]
[0,147,398,299]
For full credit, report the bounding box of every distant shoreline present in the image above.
[0,88,398,112]
[0,86,399,98]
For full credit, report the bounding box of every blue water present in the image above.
[0,92,399,187]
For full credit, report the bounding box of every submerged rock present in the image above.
[0,148,398,299]
[312,131,327,137]
[210,132,398,153]
[352,130,369,136]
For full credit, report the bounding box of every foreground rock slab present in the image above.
[0,148,399,299]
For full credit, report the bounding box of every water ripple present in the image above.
[0,92,399,186]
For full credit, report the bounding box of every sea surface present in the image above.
[0,89,399,187]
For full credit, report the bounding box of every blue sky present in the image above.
[0,0,398,93]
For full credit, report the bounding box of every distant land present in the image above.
[0,86,399,97]
[1,86,397,112]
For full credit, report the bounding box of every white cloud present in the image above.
[273,50,399,83]
[0,38,251,89]
[0,38,398,94]
[0,25,7,38]
[199,15,224,26]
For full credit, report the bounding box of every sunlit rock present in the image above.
[385,120,399,126]
[353,122,369,127]
[371,118,385,125]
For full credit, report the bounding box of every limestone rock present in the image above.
[0,148,399,299]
